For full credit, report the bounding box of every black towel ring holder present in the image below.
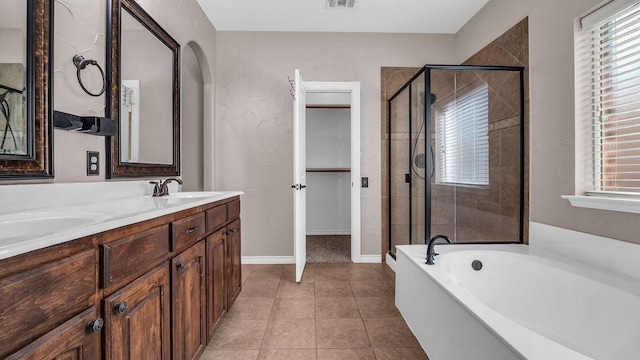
[73,55,106,97]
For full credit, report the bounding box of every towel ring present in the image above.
[73,55,106,97]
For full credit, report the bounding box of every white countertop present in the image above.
[0,181,242,260]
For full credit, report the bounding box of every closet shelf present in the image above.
[306,168,351,173]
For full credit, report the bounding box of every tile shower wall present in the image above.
[381,67,420,256]
[455,18,529,242]
[381,19,529,254]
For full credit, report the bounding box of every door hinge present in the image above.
[291,184,307,190]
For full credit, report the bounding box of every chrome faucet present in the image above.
[426,234,452,265]
[150,178,183,197]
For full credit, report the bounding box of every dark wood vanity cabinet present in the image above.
[0,196,241,360]
[104,263,172,359]
[0,249,97,359]
[172,241,207,360]
[206,229,227,341]
[226,218,242,307]
[5,306,102,360]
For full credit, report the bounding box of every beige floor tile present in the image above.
[349,280,392,297]
[261,318,316,349]
[242,265,255,285]
[355,297,401,318]
[201,349,259,360]
[316,319,370,349]
[364,318,420,348]
[247,265,285,281]
[316,348,376,360]
[373,347,430,359]
[226,298,275,320]
[348,268,383,282]
[270,298,315,319]
[209,319,268,350]
[282,265,315,282]
[383,279,396,294]
[315,296,361,319]
[315,281,353,297]
[257,349,317,360]
[315,267,351,282]
[238,279,280,299]
[276,281,315,298]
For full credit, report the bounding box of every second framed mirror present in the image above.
[106,0,180,178]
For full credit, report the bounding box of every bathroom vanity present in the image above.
[0,184,242,360]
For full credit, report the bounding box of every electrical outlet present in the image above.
[87,151,99,176]
[361,177,368,188]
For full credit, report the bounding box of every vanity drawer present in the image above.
[172,212,206,252]
[101,224,170,289]
[206,204,227,231]
[0,250,97,359]
[227,199,241,220]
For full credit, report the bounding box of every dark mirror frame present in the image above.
[106,0,180,178]
[0,0,54,179]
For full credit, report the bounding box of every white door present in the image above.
[293,69,307,282]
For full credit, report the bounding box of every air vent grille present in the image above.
[326,0,357,9]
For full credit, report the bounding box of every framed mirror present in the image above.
[0,0,53,179]
[106,0,180,178]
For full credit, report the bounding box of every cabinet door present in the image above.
[172,241,207,360]
[0,250,96,359]
[226,219,242,307]
[206,229,227,341]
[104,263,171,360]
[6,306,102,360]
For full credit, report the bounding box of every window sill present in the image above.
[562,195,640,214]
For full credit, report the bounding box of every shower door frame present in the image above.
[387,65,526,259]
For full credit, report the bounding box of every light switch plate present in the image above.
[87,151,99,176]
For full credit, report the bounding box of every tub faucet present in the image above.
[150,178,183,197]
[426,234,452,265]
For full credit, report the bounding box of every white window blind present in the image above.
[435,83,489,186]
[577,1,640,194]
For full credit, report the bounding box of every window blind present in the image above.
[435,83,489,186]
[577,1,640,193]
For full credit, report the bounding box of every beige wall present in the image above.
[457,0,640,245]
[215,32,455,257]
[52,0,216,184]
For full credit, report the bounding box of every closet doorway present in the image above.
[292,71,361,281]
[306,92,353,264]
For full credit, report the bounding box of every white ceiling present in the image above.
[196,0,490,34]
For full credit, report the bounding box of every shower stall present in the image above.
[387,65,525,259]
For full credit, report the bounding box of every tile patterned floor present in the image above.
[201,263,429,360]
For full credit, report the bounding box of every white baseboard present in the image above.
[241,256,295,264]
[306,231,351,236]
[357,255,382,263]
[385,252,396,272]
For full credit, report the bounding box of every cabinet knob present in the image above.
[87,318,104,333]
[177,262,186,270]
[114,301,128,314]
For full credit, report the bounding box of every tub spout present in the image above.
[426,234,452,265]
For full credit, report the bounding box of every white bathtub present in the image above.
[395,244,640,360]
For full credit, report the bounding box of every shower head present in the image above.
[419,92,437,105]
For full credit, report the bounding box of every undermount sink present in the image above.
[160,191,223,199]
[0,211,110,242]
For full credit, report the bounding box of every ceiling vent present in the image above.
[326,0,357,9]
